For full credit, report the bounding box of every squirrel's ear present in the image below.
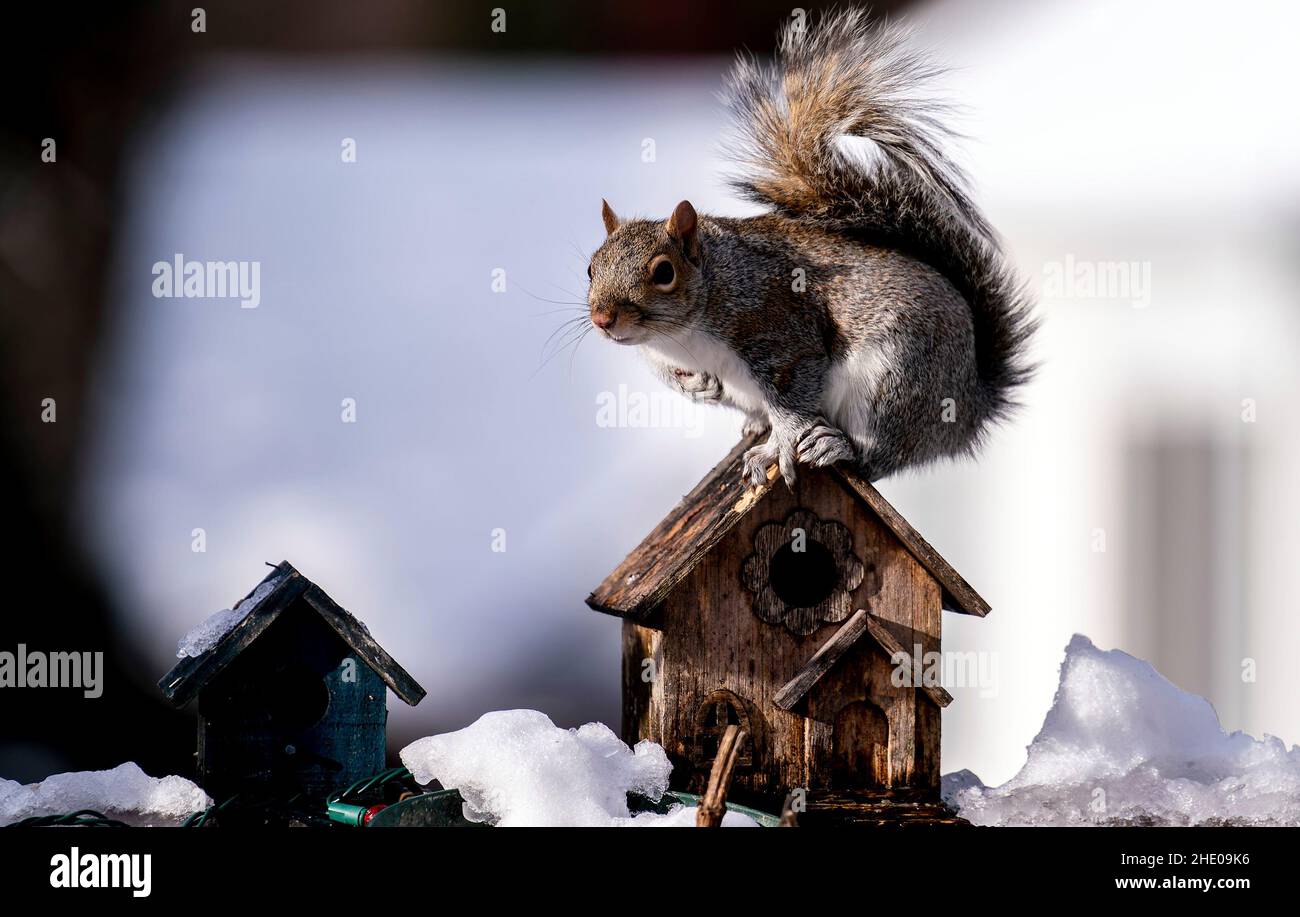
[601,199,620,236]
[666,200,700,262]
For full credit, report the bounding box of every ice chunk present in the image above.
[402,709,723,827]
[176,575,281,658]
[945,635,1300,826]
[0,762,211,826]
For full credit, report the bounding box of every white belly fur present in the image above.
[644,332,890,450]
[642,333,767,417]
[821,339,892,452]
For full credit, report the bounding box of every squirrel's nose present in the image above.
[591,309,617,330]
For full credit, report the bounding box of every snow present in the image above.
[628,805,759,828]
[944,635,1300,826]
[401,709,756,827]
[176,576,281,658]
[0,762,211,827]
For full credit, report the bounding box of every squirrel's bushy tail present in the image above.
[723,8,1036,419]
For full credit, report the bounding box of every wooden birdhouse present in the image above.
[587,436,989,808]
[159,561,425,803]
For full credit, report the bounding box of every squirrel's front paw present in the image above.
[671,367,723,402]
[742,432,798,487]
[796,420,857,468]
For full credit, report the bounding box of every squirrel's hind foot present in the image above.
[742,433,798,487]
[796,420,857,469]
[742,439,779,487]
[743,418,851,487]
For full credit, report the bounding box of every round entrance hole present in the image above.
[768,539,839,608]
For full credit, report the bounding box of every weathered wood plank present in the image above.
[621,620,658,746]
[587,434,771,619]
[803,788,968,825]
[773,609,870,710]
[864,613,954,708]
[302,583,425,706]
[913,542,944,791]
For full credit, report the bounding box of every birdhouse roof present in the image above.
[158,561,426,707]
[772,608,954,711]
[586,435,990,620]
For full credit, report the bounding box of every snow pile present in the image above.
[945,635,1300,826]
[0,762,211,826]
[177,576,281,658]
[401,709,756,827]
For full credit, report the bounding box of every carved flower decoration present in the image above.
[741,510,866,635]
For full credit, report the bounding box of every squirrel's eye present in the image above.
[650,257,676,290]
[587,264,594,280]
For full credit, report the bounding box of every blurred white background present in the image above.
[79,0,1300,785]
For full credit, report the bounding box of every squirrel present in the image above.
[585,8,1036,486]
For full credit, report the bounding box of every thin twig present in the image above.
[696,725,747,828]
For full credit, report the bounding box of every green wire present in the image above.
[5,809,130,828]
[328,766,411,804]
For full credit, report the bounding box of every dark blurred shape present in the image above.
[0,2,195,782]
[1124,431,1248,719]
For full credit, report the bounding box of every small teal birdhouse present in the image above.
[159,561,425,804]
